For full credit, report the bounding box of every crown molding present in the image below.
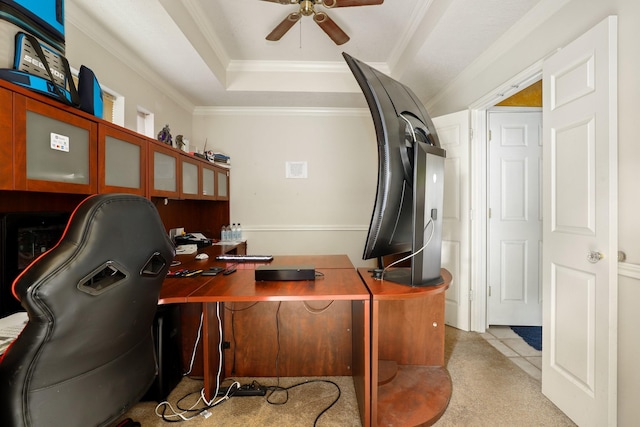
[194,106,369,117]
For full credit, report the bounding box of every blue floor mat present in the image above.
[510,326,542,351]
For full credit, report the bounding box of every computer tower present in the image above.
[143,304,183,402]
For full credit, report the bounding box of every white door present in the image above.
[487,110,542,326]
[433,111,470,331]
[542,16,618,427]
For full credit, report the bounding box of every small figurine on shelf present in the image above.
[157,124,172,146]
[175,134,185,150]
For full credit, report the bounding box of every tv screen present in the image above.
[343,52,446,286]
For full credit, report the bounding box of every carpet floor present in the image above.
[116,326,575,426]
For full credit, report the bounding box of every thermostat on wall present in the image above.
[285,161,308,179]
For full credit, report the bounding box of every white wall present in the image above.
[425,0,640,423]
[618,267,640,424]
[65,23,193,139]
[192,107,379,268]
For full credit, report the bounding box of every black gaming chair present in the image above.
[0,194,175,427]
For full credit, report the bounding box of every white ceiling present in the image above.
[66,0,541,110]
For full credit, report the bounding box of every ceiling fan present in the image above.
[262,0,384,46]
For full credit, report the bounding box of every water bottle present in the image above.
[236,223,242,241]
[231,223,237,241]
[221,225,227,241]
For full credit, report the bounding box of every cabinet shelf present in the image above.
[377,365,451,426]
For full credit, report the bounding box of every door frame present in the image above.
[468,62,544,332]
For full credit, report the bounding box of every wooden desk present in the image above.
[358,268,452,427]
[160,254,371,427]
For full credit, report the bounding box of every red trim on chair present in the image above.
[10,194,99,302]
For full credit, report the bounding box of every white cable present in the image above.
[155,302,237,421]
[382,217,435,276]
[183,312,204,376]
[201,302,225,406]
[154,396,205,421]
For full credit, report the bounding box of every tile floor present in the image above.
[480,325,542,381]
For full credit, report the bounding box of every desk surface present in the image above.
[159,254,368,304]
[358,267,451,300]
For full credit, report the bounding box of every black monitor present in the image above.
[343,52,446,287]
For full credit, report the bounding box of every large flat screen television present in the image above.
[343,52,446,287]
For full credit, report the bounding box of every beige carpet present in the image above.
[433,327,575,427]
[120,376,360,427]
[116,326,576,426]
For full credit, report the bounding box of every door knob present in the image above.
[587,251,604,263]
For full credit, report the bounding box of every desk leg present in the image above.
[352,299,371,427]
[202,302,223,401]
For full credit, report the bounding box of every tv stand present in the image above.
[359,268,452,426]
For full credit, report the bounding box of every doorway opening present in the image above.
[468,64,543,333]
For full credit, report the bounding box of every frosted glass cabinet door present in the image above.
[26,111,90,184]
[106,137,140,187]
[154,151,177,192]
[216,168,229,200]
[181,160,199,198]
[201,165,216,199]
[149,141,179,197]
[99,124,147,196]
[14,96,97,194]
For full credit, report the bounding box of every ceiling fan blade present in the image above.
[322,0,383,7]
[313,12,349,45]
[260,0,296,4]
[266,12,301,41]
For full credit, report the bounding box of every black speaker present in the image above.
[143,304,183,402]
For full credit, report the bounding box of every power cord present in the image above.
[161,300,342,424]
[266,301,342,426]
[224,301,260,375]
[155,302,238,422]
[183,311,203,376]
[262,379,342,427]
[380,216,435,279]
[302,300,334,314]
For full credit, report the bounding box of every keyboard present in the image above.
[215,254,274,262]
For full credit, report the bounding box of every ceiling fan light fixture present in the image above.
[300,0,315,16]
[262,0,383,45]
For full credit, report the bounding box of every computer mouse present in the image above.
[195,253,209,260]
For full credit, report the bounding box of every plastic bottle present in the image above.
[231,223,237,241]
[221,225,227,241]
[236,223,242,241]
